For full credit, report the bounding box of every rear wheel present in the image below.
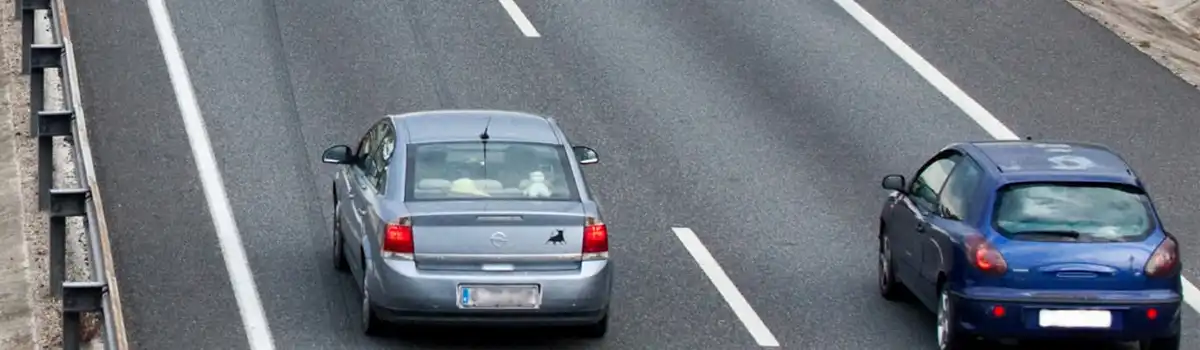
[578,313,608,338]
[361,269,386,336]
[936,287,971,350]
[1140,333,1181,350]
[878,234,904,301]
[332,200,349,272]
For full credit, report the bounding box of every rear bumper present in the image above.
[366,259,613,326]
[951,287,1182,341]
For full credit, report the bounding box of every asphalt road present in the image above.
[64,0,1200,349]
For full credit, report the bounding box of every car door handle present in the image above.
[347,192,356,199]
[356,208,367,216]
[915,222,926,233]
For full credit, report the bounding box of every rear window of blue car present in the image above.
[992,182,1155,242]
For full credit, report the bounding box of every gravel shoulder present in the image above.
[0,4,35,345]
[1068,0,1200,88]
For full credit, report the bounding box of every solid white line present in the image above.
[1183,279,1200,310]
[498,0,541,37]
[831,0,1200,313]
[671,228,780,348]
[145,0,277,348]
[831,0,1018,141]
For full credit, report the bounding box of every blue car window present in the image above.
[910,154,961,212]
[993,183,1154,241]
[938,158,983,221]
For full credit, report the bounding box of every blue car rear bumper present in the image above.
[950,287,1182,341]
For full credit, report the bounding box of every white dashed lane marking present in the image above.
[672,227,780,348]
[498,0,541,37]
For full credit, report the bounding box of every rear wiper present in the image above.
[1014,230,1083,239]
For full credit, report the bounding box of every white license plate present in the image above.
[1038,309,1113,328]
[459,285,541,309]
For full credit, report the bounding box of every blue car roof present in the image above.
[965,141,1140,187]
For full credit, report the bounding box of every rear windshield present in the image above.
[405,141,579,201]
[992,182,1155,242]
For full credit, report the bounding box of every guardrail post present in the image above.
[49,188,87,298]
[18,0,50,72]
[62,281,106,350]
[38,110,72,211]
[31,43,65,210]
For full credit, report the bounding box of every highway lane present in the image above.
[65,0,1196,349]
[66,0,248,348]
[852,0,1200,343]
[854,0,1200,290]
[72,0,754,348]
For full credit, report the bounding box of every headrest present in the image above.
[417,179,450,189]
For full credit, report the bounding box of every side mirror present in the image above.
[881,174,906,192]
[321,145,354,164]
[572,146,599,165]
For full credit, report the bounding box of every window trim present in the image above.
[402,140,582,202]
[989,181,1157,242]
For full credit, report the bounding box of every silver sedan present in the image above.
[321,110,612,338]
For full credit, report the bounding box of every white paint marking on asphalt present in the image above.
[831,0,1018,141]
[146,0,278,348]
[498,0,541,37]
[1183,279,1200,311]
[832,0,1200,313]
[671,227,780,348]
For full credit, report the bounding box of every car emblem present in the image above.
[490,232,508,248]
[546,229,565,245]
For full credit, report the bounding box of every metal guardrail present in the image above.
[18,0,127,349]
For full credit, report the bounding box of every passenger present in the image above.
[500,146,538,188]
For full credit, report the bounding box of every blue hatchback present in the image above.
[876,140,1183,350]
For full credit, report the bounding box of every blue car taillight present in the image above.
[1144,236,1179,278]
[966,234,1008,276]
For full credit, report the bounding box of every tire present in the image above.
[878,234,905,301]
[936,288,971,350]
[1140,333,1181,350]
[332,200,349,272]
[361,272,386,336]
[578,313,608,339]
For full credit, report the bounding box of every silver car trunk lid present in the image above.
[407,201,587,271]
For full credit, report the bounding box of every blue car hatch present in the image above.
[993,238,1155,291]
